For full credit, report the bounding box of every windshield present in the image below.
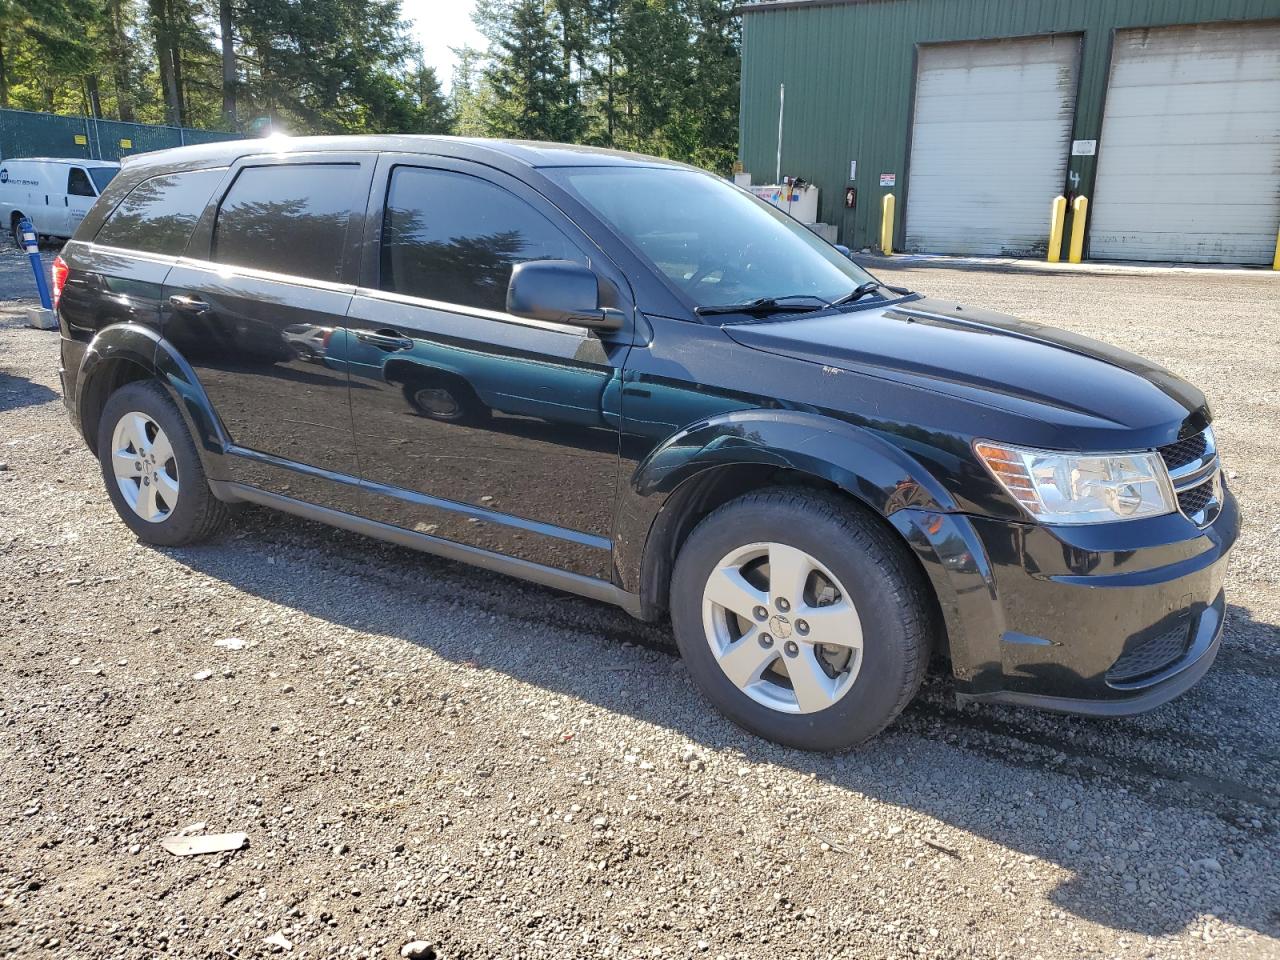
[88,167,118,193]
[546,165,877,312]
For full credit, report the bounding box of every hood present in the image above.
[723,297,1208,440]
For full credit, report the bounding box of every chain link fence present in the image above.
[0,108,242,163]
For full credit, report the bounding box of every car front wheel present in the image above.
[670,488,933,751]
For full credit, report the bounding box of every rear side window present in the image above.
[67,168,96,197]
[213,164,360,283]
[380,166,581,312]
[96,168,225,256]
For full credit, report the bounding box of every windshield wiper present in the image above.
[695,294,832,317]
[831,280,913,307]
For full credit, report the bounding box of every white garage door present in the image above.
[904,35,1079,256]
[1090,22,1280,264]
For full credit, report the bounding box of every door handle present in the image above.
[167,294,211,314]
[354,329,414,351]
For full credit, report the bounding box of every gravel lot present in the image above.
[1,244,1278,960]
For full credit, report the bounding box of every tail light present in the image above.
[322,328,334,347]
[51,256,69,311]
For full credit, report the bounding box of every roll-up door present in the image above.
[904,35,1079,256]
[1090,22,1280,264]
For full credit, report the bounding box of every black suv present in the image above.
[54,137,1239,750]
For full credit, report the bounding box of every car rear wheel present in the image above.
[670,488,932,751]
[96,380,228,546]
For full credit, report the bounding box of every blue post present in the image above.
[18,218,53,310]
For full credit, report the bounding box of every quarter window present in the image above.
[380,166,581,312]
[213,164,360,282]
[95,168,225,256]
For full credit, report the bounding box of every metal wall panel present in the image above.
[904,36,1079,256]
[740,0,1280,254]
[1090,21,1280,263]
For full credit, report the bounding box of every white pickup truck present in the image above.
[0,157,120,246]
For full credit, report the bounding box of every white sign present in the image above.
[849,160,857,180]
[879,173,896,187]
[1071,139,1097,156]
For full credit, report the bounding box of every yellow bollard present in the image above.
[1047,195,1067,263]
[1068,195,1089,264]
[880,193,895,255]
[1273,226,1280,271]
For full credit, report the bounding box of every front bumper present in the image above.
[901,484,1240,715]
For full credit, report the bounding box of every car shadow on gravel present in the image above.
[165,506,1280,942]
[0,370,59,412]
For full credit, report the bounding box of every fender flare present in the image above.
[617,409,998,677]
[76,323,229,475]
[630,408,958,512]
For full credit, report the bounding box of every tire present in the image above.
[96,380,228,546]
[400,377,489,424]
[670,487,932,751]
[11,216,26,250]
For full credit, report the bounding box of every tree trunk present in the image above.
[0,31,8,109]
[86,75,103,118]
[161,47,181,125]
[171,37,187,126]
[219,0,236,128]
[108,0,135,121]
[150,0,181,125]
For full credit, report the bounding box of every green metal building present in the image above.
[738,0,1280,264]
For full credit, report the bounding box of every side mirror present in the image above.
[506,260,623,332]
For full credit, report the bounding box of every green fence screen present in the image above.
[0,108,242,163]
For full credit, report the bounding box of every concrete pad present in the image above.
[854,252,1280,279]
[25,307,57,330]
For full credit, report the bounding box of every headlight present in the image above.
[974,440,1176,524]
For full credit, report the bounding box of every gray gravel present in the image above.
[0,243,60,304]
[1,262,1278,960]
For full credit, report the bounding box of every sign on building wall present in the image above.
[879,173,896,187]
[1071,139,1098,156]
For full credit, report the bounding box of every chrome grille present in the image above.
[1157,427,1221,527]
[1158,432,1209,472]
[1107,621,1191,683]
[1178,478,1216,516]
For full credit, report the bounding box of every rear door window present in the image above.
[95,168,226,256]
[213,163,361,283]
[380,166,582,312]
[67,167,97,197]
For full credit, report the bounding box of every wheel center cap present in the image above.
[769,614,792,640]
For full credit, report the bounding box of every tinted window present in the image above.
[214,164,359,282]
[381,166,581,311]
[67,168,96,197]
[89,167,118,192]
[546,166,875,310]
[96,168,225,256]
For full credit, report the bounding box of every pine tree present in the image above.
[481,0,582,142]
[407,62,452,134]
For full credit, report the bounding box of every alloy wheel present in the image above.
[701,541,864,714]
[110,411,179,523]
